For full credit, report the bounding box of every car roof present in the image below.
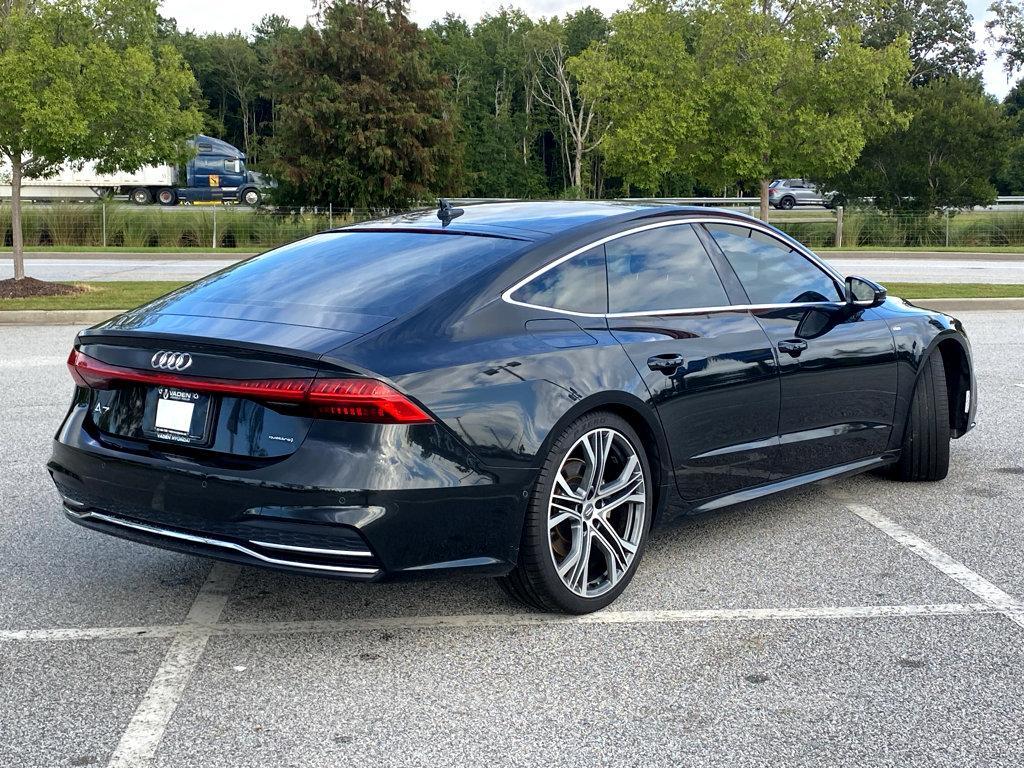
[342,200,752,241]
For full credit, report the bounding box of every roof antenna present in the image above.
[437,198,464,227]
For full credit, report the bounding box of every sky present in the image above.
[159,0,1017,99]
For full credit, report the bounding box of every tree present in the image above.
[268,0,453,208]
[830,77,1013,210]
[576,0,910,218]
[988,0,1024,77]
[0,0,201,282]
[529,22,607,195]
[856,0,982,85]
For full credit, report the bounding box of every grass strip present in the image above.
[0,281,186,310]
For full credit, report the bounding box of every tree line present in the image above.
[4,0,1024,236]
[160,0,1024,215]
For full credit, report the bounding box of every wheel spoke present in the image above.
[554,472,584,501]
[560,526,591,593]
[549,509,578,529]
[592,517,635,573]
[595,454,642,505]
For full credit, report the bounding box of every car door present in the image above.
[704,223,898,477]
[186,155,223,202]
[792,180,814,206]
[605,222,781,501]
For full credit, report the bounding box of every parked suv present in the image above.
[769,179,838,209]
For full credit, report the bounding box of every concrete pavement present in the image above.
[3,313,1024,765]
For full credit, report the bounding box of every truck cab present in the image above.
[129,135,270,207]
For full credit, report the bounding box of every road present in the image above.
[4,252,1024,284]
[2,312,1024,765]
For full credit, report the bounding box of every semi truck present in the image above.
[0,135,272,206]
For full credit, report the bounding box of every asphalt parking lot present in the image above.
[2,312,1024,767]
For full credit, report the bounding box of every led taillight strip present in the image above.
[67,350,432,424]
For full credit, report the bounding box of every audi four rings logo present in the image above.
[151,351,193,371]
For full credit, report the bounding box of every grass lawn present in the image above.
[818,245,1024,253]
[0,281,185,310]
[0,280,1021,313]
[882,283,1024,298]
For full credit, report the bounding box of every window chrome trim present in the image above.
[501,215,845,319]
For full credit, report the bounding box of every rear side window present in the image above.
[510,245,607,313]
[606,224,730,313]
[707,224,842,305]
[159,231,524,319]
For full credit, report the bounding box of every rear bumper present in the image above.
[49,403,534,581]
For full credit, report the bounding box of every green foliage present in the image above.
[575,0,910,197]
[855,0,982,85]
[830,78,1013,210]
[0,203,339,249]
[0,0,202,278]
[427,10,551,198]
[988,0,1024,77]
[0,0,202,176]
[268,1,454,208]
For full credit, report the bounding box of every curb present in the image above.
[0,309,125,326]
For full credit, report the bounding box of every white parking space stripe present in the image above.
[0,602,999,643]
[107,563,239,769]
[841,499,1024,630]
[0,625,181,642]
[207,602,997,635]
[0,357,66,369]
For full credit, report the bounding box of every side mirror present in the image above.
[845,276,887,308]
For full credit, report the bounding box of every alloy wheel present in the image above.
[547,427,647,598]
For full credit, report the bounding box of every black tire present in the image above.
[779,195,796,210]
[888,353,951,481]
[129,187,152,205]
[157,188,177,206]
[240,187,261,207]
[499,411,654,614]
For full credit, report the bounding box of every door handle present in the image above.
[777,339,808,357]
[647,354,686,374]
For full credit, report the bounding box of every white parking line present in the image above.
[0,601,1000,643]
[840,499,1024,630]
[0,357,66,369]
[107,562,239,769]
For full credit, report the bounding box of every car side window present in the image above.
[605,224,731,313]
[511,245,607,314]
[706,224,842,305]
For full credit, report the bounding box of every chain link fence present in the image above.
[3,201,1024,250]
[771,208,1024,249]
[0,203,384,251]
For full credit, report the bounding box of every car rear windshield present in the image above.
[156,231,526,320]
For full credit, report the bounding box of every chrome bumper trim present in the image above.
[248,539,373,558]
[64,503,380,576]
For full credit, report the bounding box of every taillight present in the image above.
[67,349,432,424]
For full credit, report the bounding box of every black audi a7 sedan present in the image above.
[49,201,977,613]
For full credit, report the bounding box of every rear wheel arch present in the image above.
[537,393,668,524]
